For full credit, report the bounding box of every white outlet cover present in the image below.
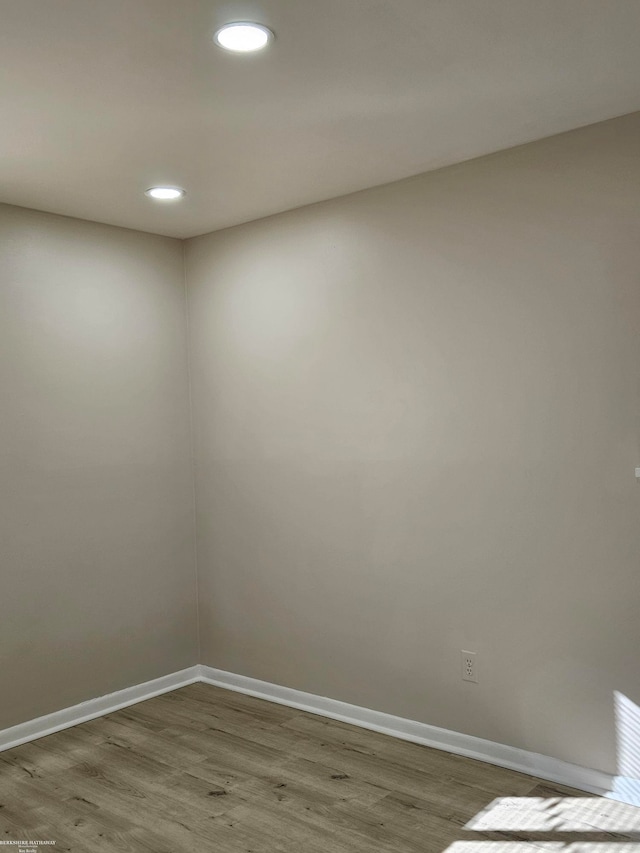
[461,650,478,683]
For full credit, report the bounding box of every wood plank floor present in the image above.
[1,683,639,852]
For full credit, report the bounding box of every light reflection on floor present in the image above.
[437,792,640,852]
[442,693,640,851]
[466,797,640,834]
[445,844,640,852]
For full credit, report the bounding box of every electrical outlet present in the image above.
[461,650,478,683]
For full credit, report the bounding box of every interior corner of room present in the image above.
[2,0,640,846]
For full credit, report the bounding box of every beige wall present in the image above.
[3,112,640,775]
[0,205,198,728]
[186,112,640,775]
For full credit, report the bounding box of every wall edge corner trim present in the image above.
[200,665,615,798]
[0,662,625,803]
[0,666,202,753]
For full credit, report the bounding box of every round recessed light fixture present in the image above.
[214,22,273,53]
[145,186,186,201]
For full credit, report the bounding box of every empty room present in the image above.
[2,1,640,850]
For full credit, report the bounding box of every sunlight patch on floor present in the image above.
[446,844,640,852]
[465,797,640,834]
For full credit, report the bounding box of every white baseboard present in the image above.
[199,665,615,798]
[0,662,622,802]
[0,666,200,754]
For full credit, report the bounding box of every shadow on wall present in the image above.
[441,694,640,852]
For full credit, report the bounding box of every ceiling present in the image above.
[1,0,639,239]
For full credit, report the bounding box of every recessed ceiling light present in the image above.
[145,186,186,201]
[214,22,273,53]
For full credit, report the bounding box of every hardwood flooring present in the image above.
[1,682,639,852]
